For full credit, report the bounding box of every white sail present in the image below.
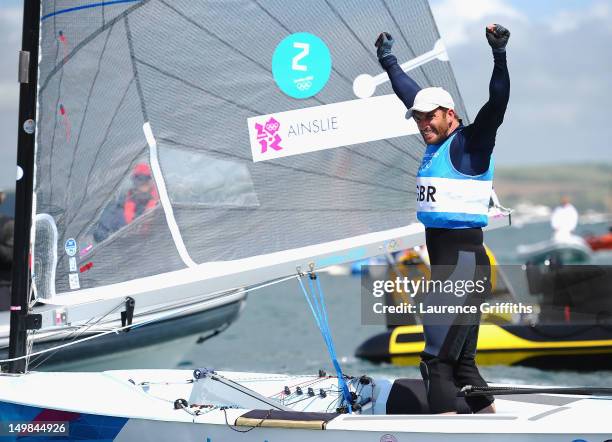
[35,216,509,326]
[31,0,506,325]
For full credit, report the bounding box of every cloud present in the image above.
[0,6,21,190]
[0,84,19,112]
[0,7,22,43]
[436,2,612,166]
[0,6,21,109]
[546,1,612,33]
[431,0,526,47]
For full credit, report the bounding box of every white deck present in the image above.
[0,368,610,441]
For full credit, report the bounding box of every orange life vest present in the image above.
[123,188,159,224]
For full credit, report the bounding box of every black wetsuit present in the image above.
[381,50,509,413]
[422,227,493,413]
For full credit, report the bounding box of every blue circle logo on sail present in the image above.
[272,33,332,99]
[64,238,78,257]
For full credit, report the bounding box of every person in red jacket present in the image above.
[93,163,159,243]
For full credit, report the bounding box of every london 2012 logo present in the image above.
[254,117,283,154]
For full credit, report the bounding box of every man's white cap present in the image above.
[408,87,455,113]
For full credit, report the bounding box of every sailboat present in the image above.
[1,1,611,440]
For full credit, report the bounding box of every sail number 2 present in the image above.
[272,32,331,99]
[292,42,310,71]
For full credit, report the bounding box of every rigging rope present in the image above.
[298,272,352,412]
[29,299,127,369]
[0,274,298,365]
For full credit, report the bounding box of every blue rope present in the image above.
[298,274,352,412]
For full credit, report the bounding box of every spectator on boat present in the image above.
[550,196,579,240]
[93,163,159,243]
[376,23,510,414]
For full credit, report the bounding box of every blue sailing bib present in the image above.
[416,133,494,228]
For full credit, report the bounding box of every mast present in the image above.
[8,0,41,374]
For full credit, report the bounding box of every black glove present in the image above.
[486,24,510,52]
[375,32,394,61]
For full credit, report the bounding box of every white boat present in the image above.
[517,234,592,265]
[0,290,246,369]
[1,368,612,440]
[1,1,610,440]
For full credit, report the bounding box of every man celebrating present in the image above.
[376,24,510,414]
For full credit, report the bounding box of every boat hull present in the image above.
[0,294,246,370]
[2,409,604,442]
[586,233,612,251]
[355,324,612,370]
[0,369,610,441]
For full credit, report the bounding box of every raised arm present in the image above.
[464,24,511,154]
[376,33,421,109]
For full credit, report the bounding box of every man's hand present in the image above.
[375,32,394,61]
[486,24,510,52]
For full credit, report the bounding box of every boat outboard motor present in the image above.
[528,261,612,324]
[525,260,543,295]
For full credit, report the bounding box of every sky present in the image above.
[0,0,611,191]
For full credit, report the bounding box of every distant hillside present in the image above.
[1,165,610,217]
[494,163,611,213]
